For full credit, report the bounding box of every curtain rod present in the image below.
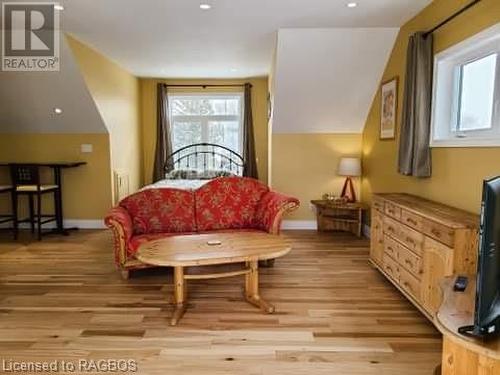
[163,83,252,88]
[423,0,481,37]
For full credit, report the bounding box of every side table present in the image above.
[310,200,367,237]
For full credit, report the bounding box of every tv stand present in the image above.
[435,276,499,374]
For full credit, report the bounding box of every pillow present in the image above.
[166,169,235,180]
[165,169,199,180]
[197,170,235,180]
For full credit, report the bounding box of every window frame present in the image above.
[168,91,245,154]
[430,23,500,148]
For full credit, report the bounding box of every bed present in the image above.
[143,143,245,191]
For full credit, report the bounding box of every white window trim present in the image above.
[168,92,245,153]
[430,22,500,148]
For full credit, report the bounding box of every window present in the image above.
[431,23,500,147]
[169,93,244,153]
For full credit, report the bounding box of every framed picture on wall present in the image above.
[380,77,398,140]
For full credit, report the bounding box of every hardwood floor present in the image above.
[0,230,442,374]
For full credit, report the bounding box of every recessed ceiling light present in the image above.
[230,68,238,72]
[347,2,357,8]
[54,107,63,114]
[54,4,64,11]
[199,4,211,10]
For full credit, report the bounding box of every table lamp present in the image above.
[337,157,361,203]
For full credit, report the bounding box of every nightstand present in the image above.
[310,200,367,237]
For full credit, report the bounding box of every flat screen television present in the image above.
[459,176,500,339]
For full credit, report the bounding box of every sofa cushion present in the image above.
[195,177,269,231]
[120,188,196,235]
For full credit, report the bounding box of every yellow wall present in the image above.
[362,0,500,215]
[67,35,143,199]
[272,133,362,220]
[0,134,113,219]
[140,77,269,185]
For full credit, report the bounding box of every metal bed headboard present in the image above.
[165,143,245,176]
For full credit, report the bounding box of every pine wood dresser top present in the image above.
[374,193,479,229]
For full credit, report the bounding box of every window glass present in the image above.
[169,94,243,153]
[457,54,497,131]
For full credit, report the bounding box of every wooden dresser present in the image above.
[370,193,479,319]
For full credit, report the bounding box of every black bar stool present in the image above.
[10,164,60,241]
[0,185,17,239]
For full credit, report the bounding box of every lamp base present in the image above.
[341,177,356,203]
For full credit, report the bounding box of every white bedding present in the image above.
[142,179,210,191]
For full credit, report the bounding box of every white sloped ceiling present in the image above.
[0,37,107,134]
[272,28,399,134]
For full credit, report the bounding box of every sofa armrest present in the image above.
[255,191,300,234]
[104,207,133,267]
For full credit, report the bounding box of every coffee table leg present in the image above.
[171,266,187,326]
[244,260,275,313]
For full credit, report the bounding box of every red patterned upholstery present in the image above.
[104,177,299,273]
[195,177,269,231]
[104,207,133,242]
[255,191,301,234]
[119,188,196,234]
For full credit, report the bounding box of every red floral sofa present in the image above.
[104,177,299,278]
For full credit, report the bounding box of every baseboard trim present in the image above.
[363,224,371,239]
[282,220,317,230]
[0,219,105,230]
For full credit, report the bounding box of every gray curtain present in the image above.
[398,32,433,178]
[242,83,258,179]
[152,84,173,182]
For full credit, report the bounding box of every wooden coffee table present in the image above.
[136,232,291,326]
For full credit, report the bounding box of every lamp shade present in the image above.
[337,157,361,177]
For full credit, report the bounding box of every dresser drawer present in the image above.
[400,267,421,299]
[383,216,399,237]
[401,210,424,231]
[398,223,424,256]
[384,202,402,220]
[422,220,455,247]
[384,235,400,260]
[383,216,424,256]
[372,196,385,212]
[398,245,423,279]
[383,253,400,281]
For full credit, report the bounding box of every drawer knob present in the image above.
[403,281,413,292]
[406,218,417,225]
[405,259,413,267]
[431,229,441,237]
